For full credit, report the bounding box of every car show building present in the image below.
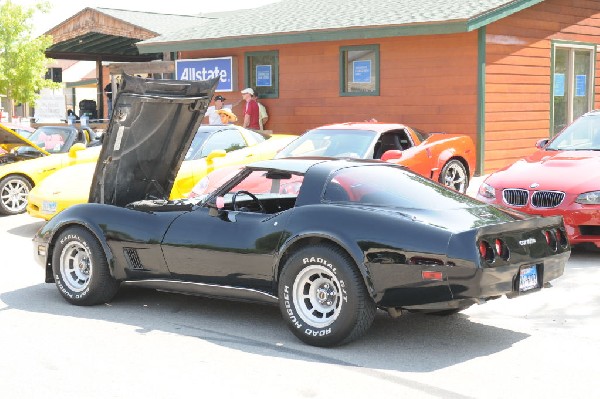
[45,0,600,174]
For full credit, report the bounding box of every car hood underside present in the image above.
[88,74,218,207]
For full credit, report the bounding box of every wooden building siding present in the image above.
[180,33,479,145]
[484,0,600,173]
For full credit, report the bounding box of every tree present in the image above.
[0,0,59,122]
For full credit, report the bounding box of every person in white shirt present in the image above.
[205,95,233,125]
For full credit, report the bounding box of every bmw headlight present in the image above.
[576,191,600,204]
[478,182,496,199]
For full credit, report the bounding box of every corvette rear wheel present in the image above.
[439,159,468,193]
[278,244,376,347]
[52,227,119,305]
[0,175,31,215]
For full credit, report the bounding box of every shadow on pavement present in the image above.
[7,220,45,238]
[1,282,529,376]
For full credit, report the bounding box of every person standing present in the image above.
[104,83,113,117]
[205,95,232,125]
[215,108,238,125]
[253,91,269,130]
[241,88,260,130]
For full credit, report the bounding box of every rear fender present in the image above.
[275,232,376,300]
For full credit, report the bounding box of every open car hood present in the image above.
[0,124,49,155]
[89,74,218,207]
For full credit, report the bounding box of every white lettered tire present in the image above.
[52,227,120,305]
[278,244,376,347]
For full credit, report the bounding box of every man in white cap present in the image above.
[241,88,260,130]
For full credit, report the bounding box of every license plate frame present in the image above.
[519,265,539,292]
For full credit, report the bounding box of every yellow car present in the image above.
[0,123,101,215]
[27,124,296,220]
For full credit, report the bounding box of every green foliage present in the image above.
[0,0,59,106]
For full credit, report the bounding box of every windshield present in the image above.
[184,130,211,161]
[28,127,71,153]
[546,114,600,151]
[275,129,377,159]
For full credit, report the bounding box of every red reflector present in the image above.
[422,271,443,281]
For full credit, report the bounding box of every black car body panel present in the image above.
[34,158,569,312]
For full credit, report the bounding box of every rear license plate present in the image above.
[519,265,539,292]
[42,201,57,214]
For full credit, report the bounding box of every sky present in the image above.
[22,0,279,37]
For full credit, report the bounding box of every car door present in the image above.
[161,206,293,292]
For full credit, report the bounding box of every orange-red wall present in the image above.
[181,33,479,145]
[485,0,600,173]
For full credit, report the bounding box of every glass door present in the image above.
[552,45,594,135]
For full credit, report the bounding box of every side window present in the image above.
[340,45,380,96]
[200,129,247,157]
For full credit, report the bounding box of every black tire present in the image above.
[52,227,120,305]
[0,175,32,215]
[439,159,468,193]
[278,244,376,347]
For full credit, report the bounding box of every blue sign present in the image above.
[353,60,371,84]
[575,74,587,97]
[175,57,233,92]
[553,73,565,97]
[256,65,272,87]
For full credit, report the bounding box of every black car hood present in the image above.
[89,74,218,207]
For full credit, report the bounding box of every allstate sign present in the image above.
[176,57,233,92]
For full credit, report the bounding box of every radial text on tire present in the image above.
[278,244,376,347]
[52,226,120,306]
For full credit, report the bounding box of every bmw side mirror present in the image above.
[208,196,225,217]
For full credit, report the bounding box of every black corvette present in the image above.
[33,76,569,347]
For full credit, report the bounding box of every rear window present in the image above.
[323,165,478,210]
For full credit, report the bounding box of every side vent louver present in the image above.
[123,248,145,270]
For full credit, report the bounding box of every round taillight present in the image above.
[494,238,509,260]
[479,240,494,262]
[545,230,557,251]
[556,229,569,248]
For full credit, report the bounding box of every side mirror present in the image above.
[535,139,549,149]
[208,196,225,217]
[68,143,86,158]
[206,149,226,164]
[381,150,403,162]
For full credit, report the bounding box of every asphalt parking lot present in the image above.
[1,207,599,398]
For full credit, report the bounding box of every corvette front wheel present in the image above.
[0,175,31,215]
[278,245,376,347]
[440,159,468,193]
[52,227,120,306]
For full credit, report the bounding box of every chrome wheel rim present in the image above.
[443,163,467,193]
[60,241,92,292]
[293,265,342,328]
[1,178,29,213]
